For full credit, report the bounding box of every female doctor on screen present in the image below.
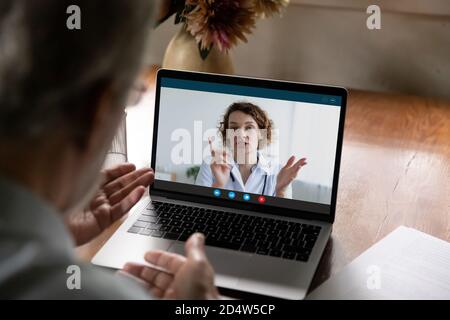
[195,102,307,198]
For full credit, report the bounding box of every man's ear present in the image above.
[69,80,123,153]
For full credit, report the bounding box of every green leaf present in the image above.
[174,10,189,24]
[186,166,200,179]
[198,43,212,60]
[155,0,186,27]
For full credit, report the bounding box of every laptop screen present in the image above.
[152,70,346,220]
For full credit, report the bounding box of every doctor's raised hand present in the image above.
[275,156,307,197]
[209,138,232,188]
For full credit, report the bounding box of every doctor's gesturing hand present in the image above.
[209,138,232,188]
[275,156,307,197]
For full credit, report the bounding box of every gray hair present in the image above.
[0,0,155,141]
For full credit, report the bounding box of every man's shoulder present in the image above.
[0,241,149,300]
[44,263,150,300]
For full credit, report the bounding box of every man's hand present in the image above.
[66,163,154,246]
[122,233,219,300]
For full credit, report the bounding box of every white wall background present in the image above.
[155,87,340,192]
[145,1,450,100]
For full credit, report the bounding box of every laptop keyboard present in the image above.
[127,201,321,262]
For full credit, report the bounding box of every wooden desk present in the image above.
[309,90,450,292]
[78,86,450,298]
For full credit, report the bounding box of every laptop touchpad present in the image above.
[168,242,251,288]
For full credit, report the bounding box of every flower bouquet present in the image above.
[157,0,289,60]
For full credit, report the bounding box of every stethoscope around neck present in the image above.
[229,169,268,196]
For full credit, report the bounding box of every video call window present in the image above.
[154,78,342,215]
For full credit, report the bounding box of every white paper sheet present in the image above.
[307,226,450,300]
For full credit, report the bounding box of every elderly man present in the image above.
[0,0,218,299]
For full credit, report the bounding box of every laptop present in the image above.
[92,69,347,299]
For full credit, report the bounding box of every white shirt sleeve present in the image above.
[195,160,214,187]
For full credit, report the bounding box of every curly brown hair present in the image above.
[218,102,273,149]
